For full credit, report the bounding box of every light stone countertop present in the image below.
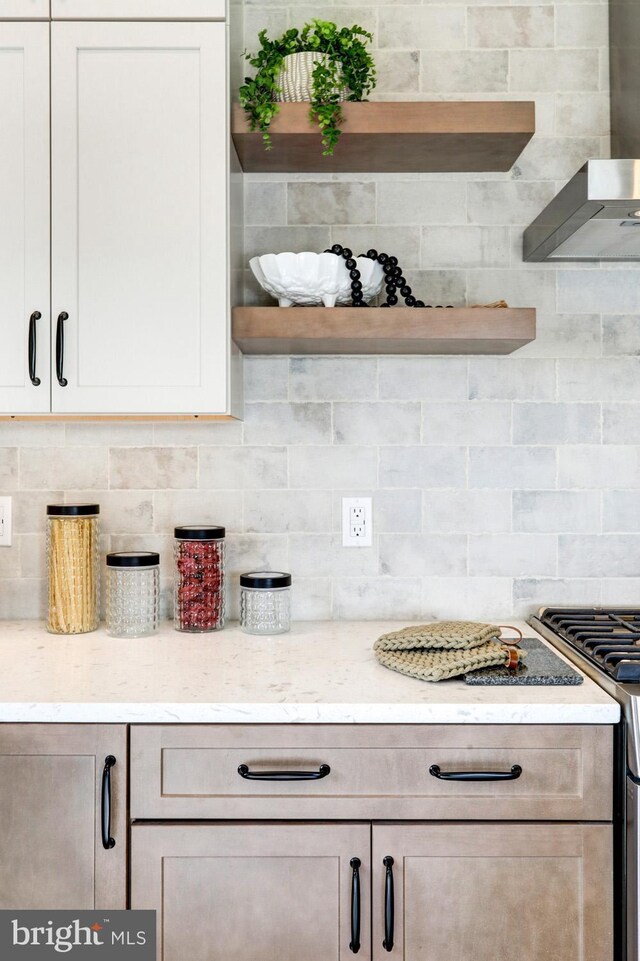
[0,619,620,724]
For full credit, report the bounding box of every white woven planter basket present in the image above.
[274,51,347,103]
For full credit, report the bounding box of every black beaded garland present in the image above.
[325,242,455,309]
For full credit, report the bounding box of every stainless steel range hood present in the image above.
[523,1,640,262]
[523,160,640,261]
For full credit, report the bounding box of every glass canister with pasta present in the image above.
[46,504,100,634]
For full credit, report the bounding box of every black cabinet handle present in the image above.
[382,856,394,952]
[237,763,330,781]
[28,311,41,386]
[101,755,116,850]
[349,858,361,954]
[429,764,522,782]
[55,311,68,387]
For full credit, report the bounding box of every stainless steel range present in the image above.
[531,608,638,961]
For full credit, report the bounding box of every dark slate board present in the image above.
[464,638,583,685]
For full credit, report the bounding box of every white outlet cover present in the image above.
[342,496,373,547]
[0,496,12,547]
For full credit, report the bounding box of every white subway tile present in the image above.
[290,533,378,577]
[333,577,423,620]
[509,49,600,92]
[244,356,289,402]
[469,359,555,401]
[559,534,640,577]
[375,489,423,532]
[559,445,640,488]
[22,447,106,491]
[378,181,467,226]
[513,577,601,617]
[468,5,554,49]
[516,313,601,358]
[289,357,377,402]
[291,578,333,620]
[288,182,376,226]
[423,402,511,445]
[379,6,466,50]
[290,446,377,489]
[469,533,557,576]
[244,490,332,533]
[603,405,640,444]
[466,268,557,311]
[424,490,512,533]
[422,577,513,621]
[422,226,510,268]
[380,446,467,489]
[334,403,421,445]
[558,359,640,402]
[513,490,601,533]
[199,446,288,490]
[243,403,331,445]
[603,491,640,532]
[603,315,640,356]
[379,357,468,401]
[555,3,608,47]
[421,51,509,93]
[469,446,557,489]
[467,181,556,226]
[513,403,600,444]
[380,533,467,576]
[558,270,640,314]
[154,490,243,534]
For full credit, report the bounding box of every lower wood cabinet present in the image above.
[131,822,372,961]
[130,820,613,961]
[0,724,127,909]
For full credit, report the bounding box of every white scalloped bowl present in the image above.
[249,252,385,307]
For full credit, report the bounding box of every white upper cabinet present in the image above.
[0,1,48,17]
[51,0,224,18]
[0,23,50,413]
[51,21,230,414]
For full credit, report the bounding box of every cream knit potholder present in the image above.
[374,621,526,682]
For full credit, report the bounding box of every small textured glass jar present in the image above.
[47,504,100,635]
[106,551,160,638]
[174,526,225,632]
[240,571,292,635]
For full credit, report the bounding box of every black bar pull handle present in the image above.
[101,755,116,850]
[349,858,361,954]
[28,311,41,386]
[429,763,522,782]
[237,763,330,781]
[383,855,394,952]
[55,311,68,387]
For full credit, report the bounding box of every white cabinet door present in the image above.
[0,22,50,413]
[0,1,48,17]
[52,0,224,17]
[51,21,229,414]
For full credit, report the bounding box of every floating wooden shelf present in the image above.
[232,101,535,173]
[232,307,536,355]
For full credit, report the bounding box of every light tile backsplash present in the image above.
[2,0,637,622]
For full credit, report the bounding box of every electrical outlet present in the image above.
[342,497,372,547]
[0,496,12,547]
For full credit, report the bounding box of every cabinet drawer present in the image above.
[0,0,48,16]
[52,0,225,16]
[130,724,612,821]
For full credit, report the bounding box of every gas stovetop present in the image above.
[534,608,640,683]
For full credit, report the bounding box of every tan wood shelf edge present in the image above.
[232,307,537,355]
[231,101,536,173]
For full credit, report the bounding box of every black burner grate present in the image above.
[538,608,640,681]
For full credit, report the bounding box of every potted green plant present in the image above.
[239,20,376,156]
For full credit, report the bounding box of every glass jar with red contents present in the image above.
[173,525,225,632]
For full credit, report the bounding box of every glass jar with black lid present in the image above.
[47,503,100,634]
[174,526,225,632]
[106,551,160,638]
[240,571,292,635]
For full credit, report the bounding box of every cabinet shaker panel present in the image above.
[132,822,371,961]
[372,823,613,961]
[0,1,48,16]
[52,0,224,17]
[0,725,127,910]
[51,21,229,414]
[0,22,50,412]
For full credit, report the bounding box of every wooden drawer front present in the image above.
[51,0,225,17]
[130,724,612,821]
